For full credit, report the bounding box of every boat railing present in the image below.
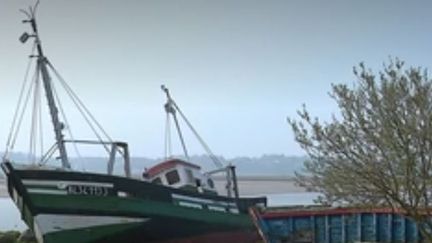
[63,139,131,177]
[205,163,239,199]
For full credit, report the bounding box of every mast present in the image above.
[21,7,71,169]
[162,85,189,159]
[161,86,240,197]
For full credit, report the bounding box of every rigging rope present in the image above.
[172,101,224,168]
[38,77,44,159]
[162,86,225,169]
[48,63,113,141]
[49,75,83,164]
[47,61,114,155]
[39,143,57,164]
[8,64,38,158]
[53,71,110,155]
[29,65,41,163]
[164,112,172,159]
[3,43,37,161]
[6,5,121,166]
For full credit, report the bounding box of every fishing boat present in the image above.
[1,3,266,243]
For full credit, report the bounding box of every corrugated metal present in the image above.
[252,207,421,243]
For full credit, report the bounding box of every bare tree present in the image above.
[289,59,432,240]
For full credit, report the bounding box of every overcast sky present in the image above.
[0,0,431,159]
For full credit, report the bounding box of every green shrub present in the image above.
[0,231,20,243]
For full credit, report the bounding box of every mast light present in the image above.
[19,32,30,43]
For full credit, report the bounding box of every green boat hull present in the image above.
[1,162,265,242]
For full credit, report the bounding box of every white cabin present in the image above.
[144,159,217,194]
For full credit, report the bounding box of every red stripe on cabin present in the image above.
[146,159,201,177]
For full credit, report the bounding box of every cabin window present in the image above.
[152,177,162,184]
[195,178,202,187]
[207,178,215,188]
[185,169,194,183]
[166,170,180,185]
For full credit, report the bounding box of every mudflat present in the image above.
[214,176,306,196]
[0,176,305,198]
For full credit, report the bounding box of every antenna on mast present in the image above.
[19,1,71,169]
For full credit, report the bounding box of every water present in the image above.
[0,198,26,231]
[265,192,320,207]
[0,192,319,231]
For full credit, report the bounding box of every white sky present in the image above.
[0,0,431,158]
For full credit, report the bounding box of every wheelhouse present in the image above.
[145,159,217,195]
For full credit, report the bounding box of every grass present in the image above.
[0,231,36,243]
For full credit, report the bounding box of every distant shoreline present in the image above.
[0,176,305,198]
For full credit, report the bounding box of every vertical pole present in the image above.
[225,167,232,197]
[372,213,377,242]
[311,215,316,243]
[401,215,406,241]
[357,214,362,242]
[30,17,70,168]
[230,164,240,199]
[38,57,70,168]
[325,215,330,243]
[341,214,346,243]
[288,217,294,236]
[107,143,117,175]
[171,112,189,159]
[388,213,392,242]
[162,85,189,159]
[122,143,131,178]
